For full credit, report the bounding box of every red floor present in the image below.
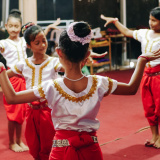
[0,69,160,159]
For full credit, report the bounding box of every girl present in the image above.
[7,22,63,160]
[0,9,28,152]
[1,22,160,160]
[0,9,61,153]
[101,6,160,148]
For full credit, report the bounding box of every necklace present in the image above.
[64,74,85,81]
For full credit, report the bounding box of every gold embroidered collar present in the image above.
[53,75,98,103]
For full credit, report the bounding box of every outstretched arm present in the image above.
[44,18,61,36]
[100,14,134,38]
[0,63,39,104]
[112,49,160,95]
[90,51,108,58]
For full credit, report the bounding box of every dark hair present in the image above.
[7,9,22,24]
[150,7,160,20]
[59,22,91,63]
[21,23,43,45]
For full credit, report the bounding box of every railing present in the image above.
[37,19,74,29]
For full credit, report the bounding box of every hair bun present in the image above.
[9,9,21,16]
[21,22,35,34]
[74,22,91,38]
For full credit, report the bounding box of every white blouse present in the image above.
[11,56,62,89]
[0,37,27,68]
[33,75,117,132]
[133,29,160,68]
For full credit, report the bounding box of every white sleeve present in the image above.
[11,60,24,76]
[101,76,117,94]
[33,80,56,108]
[97,75,117,99]
[133,29,147,43]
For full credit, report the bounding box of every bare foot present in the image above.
[9,143,23,152]
[154,136,160,148]
[145,135,159,147]
[19,142,29,151]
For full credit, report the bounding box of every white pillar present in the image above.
[19,0,37,25]
[120,0,127,64]
[2,0,9,27]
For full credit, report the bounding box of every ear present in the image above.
[56,47,63,58]
[5,24,7,30]
[85,50,91,59]
[27,44,31,49]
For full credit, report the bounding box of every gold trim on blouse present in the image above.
[14,65,22,74]
[135,31,138,40]
[144,30,149,54]
[104,77,113,96]
[53,75,98,102]
[144,30,160,68]
[149,39,160,52]
[25,59,35,87]
[25,57,54,88]
[54,62,60,71]
[38,84,46,99]
[144,30,151,67]
[38,57,54,85]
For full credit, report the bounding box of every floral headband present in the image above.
[67,22,92,45]
[22,22,35,34]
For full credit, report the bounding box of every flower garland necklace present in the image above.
[63,74,85,81]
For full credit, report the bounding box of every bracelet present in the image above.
[113,18,118,24]
[138,56,150,62]
[0,66,6,74]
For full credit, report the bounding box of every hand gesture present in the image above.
[140,49,160,62]
[100,14,115,27]
[48,18,61,30]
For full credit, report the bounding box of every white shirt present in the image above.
[33,75,117,132]
[133,29,160,68]
[0,37,27,68]
[11,56,62,89]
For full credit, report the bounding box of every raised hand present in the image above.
[44,18,61,36]
[48,18,61,30]
[100,14,115,27]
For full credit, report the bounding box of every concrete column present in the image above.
[120,0,127,64]
[2,0,9,27]
[19,0,37,24]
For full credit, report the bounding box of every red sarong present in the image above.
[49,130,103,160]
[3,76,27,124]
[25,106,55,160]
[141,65,160,126]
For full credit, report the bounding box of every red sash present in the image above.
[49,130,103,160]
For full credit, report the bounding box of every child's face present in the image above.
[149,14,160,32]
[5,17,21,38]
[29,31,48,55]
